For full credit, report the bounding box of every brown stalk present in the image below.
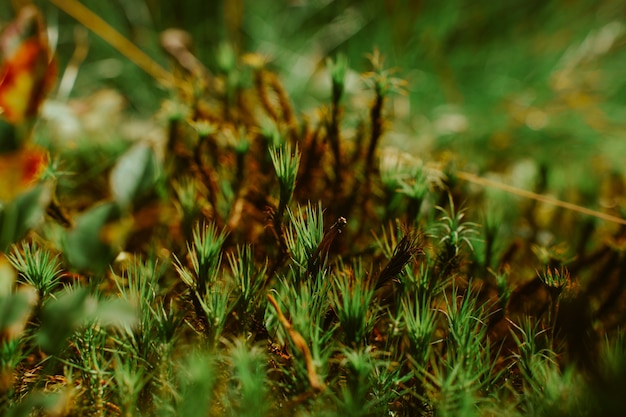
[271,207,289,263]
[267,72,297,133]
[193,135,222,227]
[456,171,626,226]
[306,216,347,277]
[340,86,386,230]
[266,293,326,392]
[255,70,280,123]
[365,87,385,177]
[375,228,424,290]
[297,122,323,195]
[327,102,343,195]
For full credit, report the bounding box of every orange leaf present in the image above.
[0,6,56,128]
[0,145,48,201]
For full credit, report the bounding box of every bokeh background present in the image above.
[3,0,626,198]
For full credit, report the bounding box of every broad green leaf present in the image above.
[36,287,90,355]
[0,291,35,340]
[64,201,122,272]
[95,297,138,329]
[0,252,16,296]
[177,351,216,417]
[0,184,50,251]
[5,392,63,417]
[110,143,159,208]
[36,287,137,355]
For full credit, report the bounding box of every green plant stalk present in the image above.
[226,339,269,417]
[434,195,479,277]
[8,242,63,300]
[269,144,301,262]
[284,203,325,273]
[537,266,569,344]
[197,281,233,349]
[402,296,437,368]
[331,260,375,346]
[113,353,147,417]
[228,245,267,333]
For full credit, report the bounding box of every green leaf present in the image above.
[0,253,16,296]
[35,287,137,355]
[0,184,51,252]
[110,143,159,208]
[0,291,34,340]
[94,297,138,329]
[64,201,122,272]
[177,351,216,417]
[5,392,64,417]
[36,287,91,355]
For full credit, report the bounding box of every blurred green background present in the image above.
[3,0,626,197]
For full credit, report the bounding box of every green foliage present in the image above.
[433,195,480,275]
[175,350,216,417]
[326,53,349,104]
[2,2,626,416]
[112,352,148,416]
[285,203,325,271]
[37,287,92,355]
[269,142,301,226]
[173,176,203,238]
[63,201,123,272]
[0,185,50,251]
[225,339,269,417]
[36,286,136,355]
[8,242,62,299]
[269,276,336,393]
[510,317,557,398]
[228,245,267,331]
[110,143,160,209]
[336,347,378,417]
[175,222,228,292]
[401,293,437,368]
[4,392,64,417]
[330,260,376,347]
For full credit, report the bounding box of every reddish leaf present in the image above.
[0,6,56,129]
[0,144,48,201]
